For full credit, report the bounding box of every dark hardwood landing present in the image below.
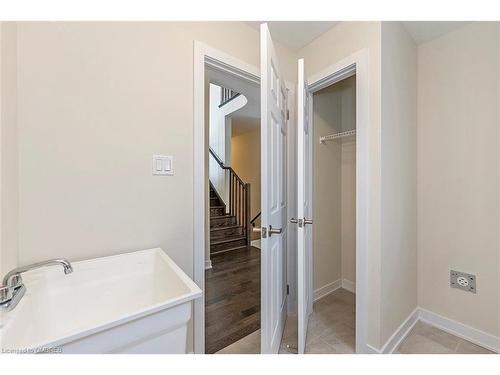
[205,246,261,354]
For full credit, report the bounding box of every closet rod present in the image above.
[319,129,356,144]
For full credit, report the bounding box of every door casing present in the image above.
[193,40,296,354]
[306,48,372,353]
[193,41,259,354]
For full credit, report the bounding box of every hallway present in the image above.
[205,247,261,353]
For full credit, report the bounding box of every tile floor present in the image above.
[303,288,356,354]
[215,287,494,354]
[215,320,298,354]
[395,321,494,354]
[216,330,260,354]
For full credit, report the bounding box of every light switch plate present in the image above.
[152,154,173,176]
[450,270,476,294]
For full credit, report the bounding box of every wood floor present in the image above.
[205,246,261,354]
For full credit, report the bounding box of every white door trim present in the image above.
[285,80,298,316]
[193,40,259,354]
[307,48,372,354]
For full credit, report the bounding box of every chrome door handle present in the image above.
[290,218,298,224]
[253,226,267,238]
[268,225,283,236]
[303,218,313,225]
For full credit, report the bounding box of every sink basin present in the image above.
[0,248,202,354]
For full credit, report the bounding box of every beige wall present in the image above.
[312,76,356,291]
[12,22,296,277]
[0,22,18,276]
[380,22,418,346]
[230,123,261,223]
[341,139,356,284]
[312,85,342,290]
[300,21,383,349]
[417,22,500,337]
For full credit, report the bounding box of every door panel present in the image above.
[260,23,288,354]
[297,58,313,354]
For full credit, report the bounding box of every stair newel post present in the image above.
[232,173,236,217]
[229,171,233,216]
[240,182,243,226]
[237,179,241,226]
[245,183,251,249]
[233,174,236,222]
[231,172,235,217]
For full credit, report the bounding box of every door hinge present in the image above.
[286,284,290,295]
[286,109,290,120]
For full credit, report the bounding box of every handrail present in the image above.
[219,93,241,108]
[209,146,251,249]
[219,87,240,107]
[208,148,245,185]
[208,147,225,168]
[250,212,261,227]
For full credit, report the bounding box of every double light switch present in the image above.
[152,154,174,176]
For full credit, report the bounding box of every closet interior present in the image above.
[309,74,357,353]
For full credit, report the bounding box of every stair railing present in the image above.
[250,212,261,227]
[209,147,251,248]
[219,88,241,108]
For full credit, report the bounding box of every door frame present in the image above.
[307,48,371,353]
[193,41,260,354]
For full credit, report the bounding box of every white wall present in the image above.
[417,22,500,337]
[0,22,18,277]
[208,83,247,207]
[380,22,418,347]
[12,22,296,279]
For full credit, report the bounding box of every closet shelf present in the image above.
[319,129,356,144]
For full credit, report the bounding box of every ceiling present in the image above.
[246,22,470,50]
[207,21,470,134]
[246,21,338,51]
[207,66,260,136]
[401,21,470,44]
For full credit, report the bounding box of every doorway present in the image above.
[296,50,371,354]
[204,67,262,354]
[306,74,357,353]
[194,25,293,355]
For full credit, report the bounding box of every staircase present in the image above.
[209,184,249,255]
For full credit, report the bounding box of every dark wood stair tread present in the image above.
[210,235,246,245]
[210,225,242,232]
[210,245,248,256]
[210,214,236,219]
[209,182,248,254]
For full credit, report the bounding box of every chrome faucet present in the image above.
[0,259,73,311]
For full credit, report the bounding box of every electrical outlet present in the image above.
[450,270,476,294]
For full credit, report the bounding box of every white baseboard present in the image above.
[251,239,261,249]
[204,260,212,270]
[313,279,342,301]
[380,308,420,353]
[419,308,500,353]
[365,344,382,354]
[373,307,500,354]
[341,279,356,294]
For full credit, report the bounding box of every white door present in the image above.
[297,58,314,354]
[259,23,288,354]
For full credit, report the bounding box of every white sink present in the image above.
[0,248,202,354]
